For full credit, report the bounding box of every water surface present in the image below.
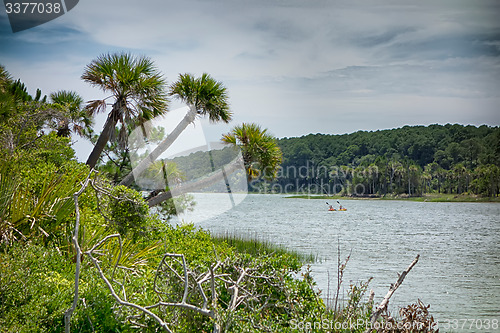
[173,194,500,331]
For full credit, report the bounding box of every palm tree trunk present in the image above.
[147,158,243,207]
[120,106,197,187]
[86,104,120,169]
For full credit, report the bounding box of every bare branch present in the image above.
[64,169,96,333]
[85,235,174,332]
[365,254,420,332]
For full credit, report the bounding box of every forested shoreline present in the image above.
[267,125,500,198]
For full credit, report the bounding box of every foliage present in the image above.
[0,130,88,246]
[82,52,169,168]
[0,242,133,332]
[275,124,500,197]
[108,185,151,238]
[222,122,283,181]
[49,90,92,137]
[82,52,168,123]
[384,300,439,332]
[170,72,232,123]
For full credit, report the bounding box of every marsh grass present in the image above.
[211,230,318,263]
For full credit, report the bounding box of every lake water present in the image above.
[172,193,500,331]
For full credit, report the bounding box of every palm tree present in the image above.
[222,123,282,180]
[82,53,168,169]
[0,65,12,92]
[147,123,282,207]
[50,90,92,137]
[120,73,231,186]
[0,65,15,123]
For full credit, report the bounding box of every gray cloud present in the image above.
[0,0,499,148]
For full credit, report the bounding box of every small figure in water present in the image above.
[339,205,344,210]
[329,205,334,210]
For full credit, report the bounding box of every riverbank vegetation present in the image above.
[270,125,500,199]
[1,58,440,332]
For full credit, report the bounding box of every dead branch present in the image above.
[65,168,294,333]
[64,170,96,333]
[365,254,420,332]
[85,234,174,332]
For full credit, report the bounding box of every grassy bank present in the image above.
[285,193,500,203]
[211,230,318,263]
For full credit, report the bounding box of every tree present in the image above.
[82,53,168,169]
[50,90,92,137]
[222,123,283,181]
[147,123,281,207]
[0,65,12,92]
[120,73,231,187]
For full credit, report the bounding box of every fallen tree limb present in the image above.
[365,254,420,332]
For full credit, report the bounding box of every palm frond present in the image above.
[170,73,232,123]
[222,123,282,180]
[85,99,107,116]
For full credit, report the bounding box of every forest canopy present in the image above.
[270,124,500,197]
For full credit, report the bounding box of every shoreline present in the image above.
[282,193,500,203]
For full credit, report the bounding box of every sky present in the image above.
[1,0,500,160]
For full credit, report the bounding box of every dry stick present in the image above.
[64,170,96,333]
[365,254,420,333]
[86,234,174,332]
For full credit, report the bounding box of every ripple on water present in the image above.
[172,195,500,332]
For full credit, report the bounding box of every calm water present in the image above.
[172,194,500,331]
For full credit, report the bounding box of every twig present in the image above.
[85,234,174,332]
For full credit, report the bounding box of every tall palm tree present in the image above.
[147,123,282,207]
[50,90,92,137]
[120,73,231,186]
[82,53,168,169]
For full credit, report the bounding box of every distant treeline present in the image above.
[271,124,500,197]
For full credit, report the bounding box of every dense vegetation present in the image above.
[1,60,441,332]
[270,125,500,198]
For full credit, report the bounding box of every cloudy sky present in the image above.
[1,0,500,159]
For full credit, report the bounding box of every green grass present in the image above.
[211,230,318,263]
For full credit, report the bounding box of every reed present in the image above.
[211,230,318,263]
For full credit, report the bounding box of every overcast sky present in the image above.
[1,0,500,159]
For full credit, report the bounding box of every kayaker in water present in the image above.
[329,205,334,210]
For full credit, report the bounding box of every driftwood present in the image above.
[365,254,420,333]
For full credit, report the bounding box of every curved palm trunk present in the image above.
[147,157,243,207]
[120,106,196,187]
[86,103,121,169]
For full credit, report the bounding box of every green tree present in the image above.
[82,53,168,169]
[50,90,93,137]
[120,73,231,187]
[147,123,281,207]
[222,123,283,180]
